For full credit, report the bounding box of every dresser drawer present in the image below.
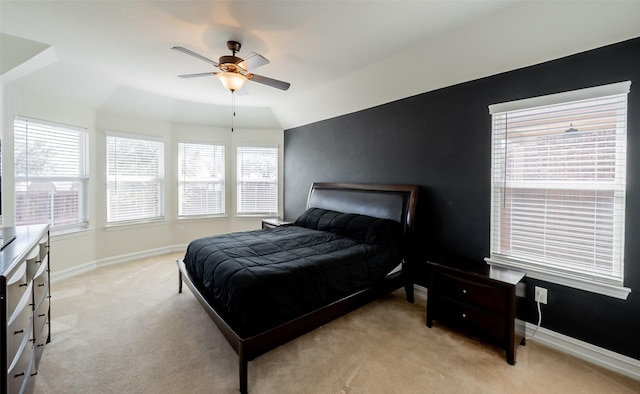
[435,295,506,342]
[7,302,33,365]
[34,295,50,336]
[6,262,29,317]
[8,343,35,394]
[436,272,506,314]
[39,233,49,261]
[34,317,49,369]
[25,245,41,282]
[33,265,49,309]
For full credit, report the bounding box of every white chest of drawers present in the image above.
[1,225,50,394]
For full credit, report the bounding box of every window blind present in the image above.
[107,134,164,224]
[14,116,89,232]
[488,82,629,291]
[236,146,278,215]
[178,142,225,217]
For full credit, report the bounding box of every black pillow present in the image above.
[294,208,402,245]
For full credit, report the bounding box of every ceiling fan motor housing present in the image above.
[219,55,243,65]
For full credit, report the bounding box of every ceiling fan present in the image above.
[172,41,291,92]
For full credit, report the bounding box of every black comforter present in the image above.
[183,208,404,337]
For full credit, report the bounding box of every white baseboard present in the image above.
[96,245,185,268]
[50,244,188,283]
[520,320,640,381]
[50,261,98,283]
[414,284,428,300]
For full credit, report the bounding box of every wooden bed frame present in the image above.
[177,182,419,393]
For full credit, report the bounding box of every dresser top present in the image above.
[0,225,49,276]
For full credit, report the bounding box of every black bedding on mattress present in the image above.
[183,208,404,337]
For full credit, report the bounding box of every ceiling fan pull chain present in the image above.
[231,91,235,132]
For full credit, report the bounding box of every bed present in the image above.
[177,182,419,393]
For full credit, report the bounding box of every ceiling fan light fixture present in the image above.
[217,72,248,92]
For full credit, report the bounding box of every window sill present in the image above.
[485,257,631,300]
[51,227,93,239]
[177,215,227,221]
[235,214,279,219]
[104,219,166,231]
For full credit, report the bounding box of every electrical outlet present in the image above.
[535,286,548,304]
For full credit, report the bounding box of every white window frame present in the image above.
[106,132,165,225]
[178,142,225,218]
[236,145,279,216]
[13,116,89,234]
[485,81,631,300]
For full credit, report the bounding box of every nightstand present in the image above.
[426,260,525,365]
[261,218,292,229]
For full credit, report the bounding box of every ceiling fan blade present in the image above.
[178,72,218,78]
[172,46,219,67]
[239,52,269,71]
[248,73,290,91]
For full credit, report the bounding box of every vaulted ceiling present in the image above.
[2,1,639,130]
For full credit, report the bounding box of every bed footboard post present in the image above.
[404,282,414,303]
[177,261,183,294]
[402,260,414,303]
[239,349,248,394]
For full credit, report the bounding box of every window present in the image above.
[14,116,89,233]
[486,82,630,299]
[178,142,225,217]
[236,146,278,215]
[107,133,164,224]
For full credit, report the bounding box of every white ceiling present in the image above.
[1,1,639,130]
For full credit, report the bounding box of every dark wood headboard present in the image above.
[306,182,419,234]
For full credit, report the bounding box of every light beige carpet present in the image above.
[34,253,640,394]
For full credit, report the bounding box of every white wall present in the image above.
[2,84,284,275]
[3,83,99,272]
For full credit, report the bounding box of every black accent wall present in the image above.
[284,37,640,360]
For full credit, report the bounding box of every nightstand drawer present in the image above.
[436,296,506,341]
[437,272,506,314]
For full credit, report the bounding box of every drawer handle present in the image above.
[14,372,25,378]
[14,329,24,334]
[37,344,45,348]
[39,313,46,317]
[19,283,28,287]
[38,283,46,287]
